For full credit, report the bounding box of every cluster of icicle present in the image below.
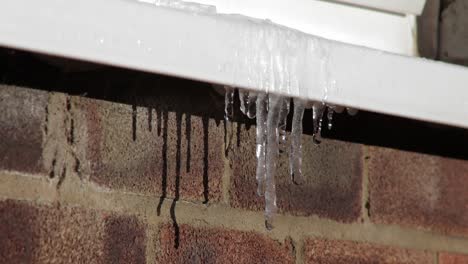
[225,87,357,230]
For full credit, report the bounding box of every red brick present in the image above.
[229,123,363,222]
[0,199,146,263]
[440,253,468,264]
[103,215,146,264]
[0,85,47,174]
[0,199,38,263]
[72,89,224,202]
[368,147,468,237]
[304,238,433,264]
[156,224,294,264]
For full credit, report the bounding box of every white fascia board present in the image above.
[0,0,467,129]
[170,0,418,56]
[328,0,426,15]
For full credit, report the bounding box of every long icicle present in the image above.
[255,93,268,196]
[290,98,306,185]
[265,94,282,230]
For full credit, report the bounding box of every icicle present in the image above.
[327,107,334,130]
[239,89,247,115]
[255,93,268,196]
[224,87,234,121]
[246,92,257,119]
[264,94,282,230]
[277,98,290,154]
[290,98,306,185]
[312,102,326,144]
[347,107,358,116]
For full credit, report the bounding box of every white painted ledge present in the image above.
[156,0,419,55]
[0,0,467,129]
[329,0,426,15]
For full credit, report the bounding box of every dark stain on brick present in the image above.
[202,116,210,204]
[132,104,137,142]
[365,200,371,218]
[156,107,162,137]
[0,200,38,264]
[186,113,192,173]
[104,215,146,264]
[157,109,169,216]
[75,77,224,202]
[48,150,57,179]
[170,112,183,249]
[147,106,153,132]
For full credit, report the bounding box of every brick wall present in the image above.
[1,74,468,263]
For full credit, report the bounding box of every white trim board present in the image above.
[1,0,467,129]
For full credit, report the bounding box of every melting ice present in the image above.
[225,87,357,229]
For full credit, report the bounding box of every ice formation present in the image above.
[226,88,357,229]
[290,99,306,185]
[255,93,268,196]
[146,0,360,229]
[224,86,234,121]
[139,0,216,13]
[312,102,326,144]
[277,98,290,154]
[264,94,282,229]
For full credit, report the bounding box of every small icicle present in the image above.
[239,89,247,115]
[347,107,359,116]
[265,94,282,230]
[224,86,234,121]
[327,107,334,130]
[290,98,306,185]
[246,92,257,119]
[312,102,326,144]
[255,93,268,196]
[277,98,290,154]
